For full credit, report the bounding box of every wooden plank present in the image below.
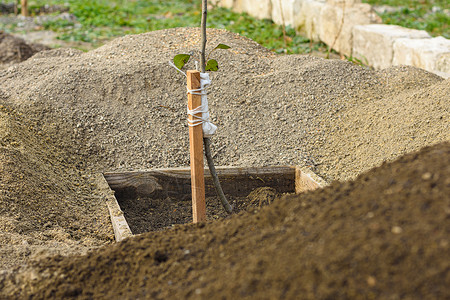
[97,174,133,242]
[187,70,206,223]
[100,166,327,238]
[104,166,298,198]
[295,166,328,193]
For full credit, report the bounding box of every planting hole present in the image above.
[104,166,325,235]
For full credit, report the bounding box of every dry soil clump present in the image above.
[1,142,449,299]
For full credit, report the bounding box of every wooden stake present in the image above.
[187,70,206,223]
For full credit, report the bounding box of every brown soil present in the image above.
[1,142,449,299]
[118,187,279,234]
[0,27,449,298]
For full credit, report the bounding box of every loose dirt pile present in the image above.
[0,27,449,297]
[0,104,113,270]
[1,28,447,177]
[1,142,449,299]
[0,32,49,66]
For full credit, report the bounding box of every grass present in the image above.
[363,0,449,38]
[1,0,326,54]
[2,1,447,53]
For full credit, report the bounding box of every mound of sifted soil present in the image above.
[0,27,448,295]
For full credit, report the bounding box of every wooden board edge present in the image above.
[295,166,328,194]
[103,166,297,198]
[104,166,295,189]
[97,174,133,242]
[104,165,295,177]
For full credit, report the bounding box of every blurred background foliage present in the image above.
[1,0,448,52]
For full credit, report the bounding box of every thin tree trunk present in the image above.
[278,0,287,50]
[204,137,232,213]
[200,0,233,214]
[327,0,345,59]
[200,0,207,73]
[21,0,27,16]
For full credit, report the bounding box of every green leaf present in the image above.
[173,54,191,70]
[215,43,231,50]
[205,59,219,71]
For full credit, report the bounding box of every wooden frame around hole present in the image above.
[102,166,327,242]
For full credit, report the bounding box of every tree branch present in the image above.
[327,0,345,59]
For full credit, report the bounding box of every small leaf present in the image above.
[173,54,191,70]
[215,43,231,50]
[205,59,219,71]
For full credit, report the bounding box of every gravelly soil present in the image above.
[0,27,449,297]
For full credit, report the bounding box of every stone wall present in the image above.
[211,0,450,78]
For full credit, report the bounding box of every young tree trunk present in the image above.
[201,0,233,214]
[200,0,207,74]
[21,0,27,16]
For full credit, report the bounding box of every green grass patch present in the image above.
[3,0,327,53]
[363,0,449,38]
[5,0,446,55]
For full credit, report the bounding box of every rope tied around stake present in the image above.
[168,61,217,136]
[186,73,217,137]
[186,103,207,127]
